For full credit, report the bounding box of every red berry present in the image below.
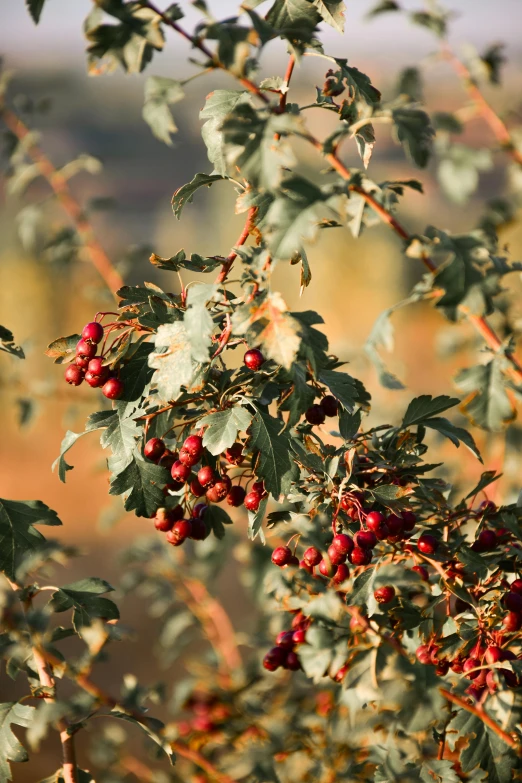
[401,510,417,531]
[479,499,497,513]
[374,586,395,604]
[75,355,89,370]
[244,348,265,371]
[252,480,266,495]
[87,357,104,376]
[144,438,165,462]
[84,370,103,388]
[300,559,313,574]
[244,490,262,512]
[349,547,371,566]
[292,628,307,645]
[81,321,104,344]
[288,554,299,566]
[354,530,377,550]
[473,529,497,552]
[503,591,522,613]
[159,450,178,470]
[197,466,215,488]
[416,645,431,664]
[226,485,246,507]
[320,395,338,417]
[206,477,231,503]
[183,435,203,460]
[64,365,84,386]
[192,503,207,518]
[276,631,294,649]
[190,478,206,497]
[327,544,346,565]
[272,546,292,567]
[386,515,404,536]
[374,523,389,541]
[170,518,192,544]
[332,534,354,556]
[171,460,191,483]
[333,663,349,682]
[179,447,199,467]
[154,507,176,532]
[284,651,300,671]
[486,670,498,692]
[305,404,326,426]
[102,377,124,400]
[485,646,502,665]
[463,657,481,679]
[503,612,522,632]
[319,559,335,577]
[333,563,350,584]
[413,565,429,581]
[291,612,308,630]
[225,443,244,465]
[511,579,522,595]
[190,517,208,540]
[76,339,97,359]
[303,547,322,567]
[263,646,285,671]
[366,511,385,531]
[417,534,438,555]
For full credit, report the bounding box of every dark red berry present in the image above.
[75,355,89,370]
[197,466,215,488]
[171,460,191,483]
[244,490,262,512]
[170,518,192,544]
[303,547,322,567]
[81,321,104,344]
[386,515,404,537]
[183,435,203,460]
[332,534,354,556]
[479,499,497,513]
[190,517,208,540]
[320,395,338,417]
[305,404,326,426]
[159,450,178,470]
[292,628,306,645]
[154,507,176,532]
[485,646,502,665]
[319,559,335,577]
[511,579,522,595]
[252,480,266,495]
[64,365,84,386]
[473,529,497,552]
[272,546,292,567]
[144,438,165,462]
[354,530,377,550]
[333,663,349,682]
[349,547,371,566]
[503,612,522,632]
[333,563,350,584]
[503,591,522,613]
[263,646,285,671]
[300,559,313,574]
[463,657,481,679]
[374,586,395,604]
[413,565,429,581]
[190,478,206,498]
[226,485,246,507]
[327,544,346,565]
[288,554,299,567]
[244,348,265,371]
[206,477,231,503]
[417,534,438,555]
[374,523,389,541]
[87,357,104,376]
[225,443,244,465]
[192,503,207,518]
[416,645,431,664]
[179,447,199,467]
[276,631,294,649]
[401,510,417,531]
[76,339,97,359]
[102,377,124,400]
[284,651,300,671]
[366,511,385,532]
[85,370,104,388]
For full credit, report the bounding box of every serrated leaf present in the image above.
[48,578,119,632]
[110,711,175,766]
[172,173,225,218]
[392,108,435,168]
[318,369,370,413]
[25,0,46,23]
[424,416,482,461]
[312,0,345,31]
[200,407,252,455]
[465,470,501,501]
[109,452,168,518]
[232,291,301,369]
[447,708,516,783]
[249,410,298,498]
[0,500,61,582]
[438,144,492,205]
[200,90,251,175]
[204,505,233,540]
[0,326,24,360]
[143,76,184,145]
[149,322,202,403]
[247,496,268,542]
[455,359,515,432]
[0,702,34,782]
[183,283,216,364]
[45,334,80,365]
[402,394,460,428]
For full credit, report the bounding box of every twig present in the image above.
[440,688,522,752]
[170,742,239,783]
[0,106,124,297]
[215,207,257,285]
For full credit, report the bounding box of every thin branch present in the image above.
[440,688,522,753]
[215,206,257,285]
[0,106,124,297]
[170,741,239,783]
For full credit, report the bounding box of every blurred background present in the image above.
[1,1,522,777]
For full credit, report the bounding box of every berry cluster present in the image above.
[263,611,311,672]
[64,320,125,400]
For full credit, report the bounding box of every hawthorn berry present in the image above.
[263,646,285,671]
[463,657,481,679]
[332,534,354,556]
[171,460,191,483]
[417,534,438,555]
[374,523,389,541]
[485,646,502,665]
[401,510,417,531]
[305,404,326,426]
[300,559,314,574]
[416,645,432,665]
[366,511,385,532]
[183,435,203,460]
[354,530,377,550]
[76,339,97,360]
[412,565,429,581]
[102,377,124,400]
[154,507,176,532]
[319,559,335,577]
[190,518,208,540]
[473,529,496,552]
[350,547,372,566]
[511,579,522,595]
[144,438,165,462]
[190,478,206,498]
[252,480,266,496]
[244,348,264,371]
[276,631,294,649]
[320,395,338,417]
[374,586,395,604]
[169,518,192,544]
[87,357,104,376]
[225,443,244,465]
[272,546,292,567]
[206,477,231,503]
[244,490,262,512]
[159,450,178,470]
[386,515,404,537]
[85,370,104,388]
[333,563,350,584]
[192,503,207,518]
[503,591,522,613]
[292,628,307,645]
[197,466,215,487]
[81,321,104,344]
[303,547,322,567]
[479,499,497,514]
[327,544,346,565]
[284,651,300,671]
[226,485,246,507]
[64,365,84,386]
[288,554,299,567]
[333,664,349,682]
[75,355,89,370]
[179,447,199,467]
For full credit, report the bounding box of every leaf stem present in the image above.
[215,207,257,285]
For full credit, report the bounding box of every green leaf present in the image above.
[172,173,225,219]
[424,417,482,461]
[231,292,302,369]
[265,0,321,43]
[183,283,216,364]
[0,703,34,782]
[438,144,492,205]
[25,0,46,23]
[204,505,233,540]
[312,0,345,32]
[392,108,435,168]
[109,452,168,518]
[397,67,423,102]
[249,410,298,498]
[200,90,251,175]
[102,409,141,479]
[247,496,268,542]
[143,76,184,145]
[402,394,460,428]
[455,359,515,432]
[149,322,203,403]
[318,369,370,413]
[0,500,61,582]
[45,334,80,365]
[366,0,400,17]
[410,10,447,38]
[48,578,119,632]
[109,711,175,766]
[52,430,84,483]
[464,470,501,501]
[200,407,253,456]
[0,326,24,360]
[447,708,516,783]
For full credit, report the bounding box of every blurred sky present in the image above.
[1,0,521,72]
